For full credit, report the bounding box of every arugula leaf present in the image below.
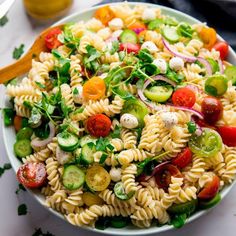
[13,44,25,59]
[170,213,187,228]
[15,183,26,194]
[110,41,119,55]
[166,69,184,84]
[61,98,71,118]
[0,15,8,27]
[18,204,27,215]
[138,49,154,63]
[112,87,135,101]
[96,137,109,152]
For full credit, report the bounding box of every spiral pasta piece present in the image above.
[121,128,137,149]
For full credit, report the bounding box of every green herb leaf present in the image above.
[73,87,79,95]
[96,137,111,152]
[99,152,109,164]
[13,44,25,59]
[110,41,119,55]
[3,108,15,126]
[148,18,163,30]
[18,203,27,215]
[187,121,197,133]
[15,183,26,194]
[112,87,135,101]
[138,49,153,63]
[0,15,8,27]
[111,125,121,139]
[177,22,194,38]
[32,228,55,236]
[166,69,184,84]
[171,213,187,228]
[35,82,46,89]
[0,163,12,177]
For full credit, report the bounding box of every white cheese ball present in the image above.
[141,41,158,53]
[110,167,122,182]
[160,112,178,129]
[152,58,167,74]
[142,8,156,21]
[72,85,83,104]
[120,113,139,129]
[169,57,184,71]
[112,29,123,38]
[108,18,124,31]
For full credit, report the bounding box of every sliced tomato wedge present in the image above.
[17,163,47,188]
[198,176,220,200]
[45,27,63,50]
[154,164,182,191]
[172,87,196,108]
[213,41,229,60]
[171,148,193,169]
[217,126,236,147]
[119,43,141,54]
[86,114,112,137]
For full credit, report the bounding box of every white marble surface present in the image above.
[0,1,236,236]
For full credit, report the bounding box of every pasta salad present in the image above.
[4,3,236,230]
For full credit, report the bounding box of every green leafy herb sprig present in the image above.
[13,44,25,59]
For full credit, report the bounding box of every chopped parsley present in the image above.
[111,125,121,139]
[13,44,25,59]
[32,228,55,236]
[0,163,12,177]
[18,203,27,215]
[0,15,8,27]
[15,183,26,194]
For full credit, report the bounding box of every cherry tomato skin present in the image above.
[155,164,182,190]
[45,27,63,50]
[201,97,223,124]
[172,87,196,108]
[217,126,236,146]
[128,22,147,34]
[198,176,220,200]
[213,42,229,60]
[199,27,217,49]
[171,148,193,169]
[14,115,23,132]
[17,163,47,188]
[86,114,112,138]
[119,43,141,54]
[193,116,216,130]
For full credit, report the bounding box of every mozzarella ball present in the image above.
[160,112,178,129]
[112,29,123,38]
[169,57,184,71]
[141,41,158,53]
[72,85,83,104]
[110,167,122,182]
[152,58,167,74]
[120,113,139,129]
[108,18,124,31]
[142,8,156,21]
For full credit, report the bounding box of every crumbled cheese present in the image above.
[120,113,139,129]
[160,112,178,129]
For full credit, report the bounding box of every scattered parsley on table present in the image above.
[18,203,27,215]
[32,228,55,236]
[15,183,26,194]
[0,15,8,27]
[13,44,25,59]
[0,163,12,177]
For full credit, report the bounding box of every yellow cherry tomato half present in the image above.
[85,165,111,192]
[83,77,106,101]
[82,192,104,207]
[199,27,217,49]
[94,6,115,26]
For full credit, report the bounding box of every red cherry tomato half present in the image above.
[198,176,220,200]
[119,43,141,54]
[172,87,196,108]
[45,27,63,50]
[171,148,193,169]
[154,164,182,190]
[217,126,236,147]
[86,114,112,138]
[17,163,47,188]
[213,41,229,60]
[201,96,223,125]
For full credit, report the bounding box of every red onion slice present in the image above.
[197,57,212,75]
[217,58,224,74]
[162,37,197,62]
[31,122,55,148]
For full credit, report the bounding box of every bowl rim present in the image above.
[3,1,236,235]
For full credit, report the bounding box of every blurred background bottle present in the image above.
[23,0,73,21]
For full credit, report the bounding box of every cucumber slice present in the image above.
[16,127,33,140]
[80,143,96,165]
[163,26,179,43]
[205,74,228,97]
[14,139,32,158]
[148,19,164,30]
[144,85,173,103]
[114,182,134,200]
[120,29,138,44]
[57,131,79,152]
[168,199,198,214]
[111,216,129,228]
[122,99,148,127]
[207,58,219,74]
[62,165,85,190]
[224,65,236,85]
[199,193,221,209]
[80,135,97,147]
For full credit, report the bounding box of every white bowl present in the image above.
[3,2,236,235]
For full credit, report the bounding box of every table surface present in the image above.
[0,1,236,236]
